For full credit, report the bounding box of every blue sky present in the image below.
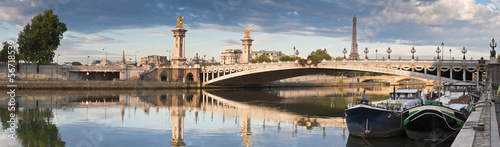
[1,0,500,64]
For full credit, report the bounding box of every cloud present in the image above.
[0,0,498,60]
[84,35,129,43]
[218,39,239,46]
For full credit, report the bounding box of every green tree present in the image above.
[497,55,499,60]
[310,49,332,60]
[2,41,21,72]
[18,9,67,73]
[335,56,344,61]
[159,62,171,67]
[281,55,300,61]
[71,61,82,65]
[0,42,9,63]
[251,55,271,63]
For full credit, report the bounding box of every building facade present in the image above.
[251,50,284,61]
[139,55,168,66]
[220,49,286,65]
[220,49,242,65]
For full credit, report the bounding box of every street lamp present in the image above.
[449,48,452,60]
[436,45,443,101]
[135,51,139,66]
[293,46,296,57]
[57,54,60,80]
[87,56,90,81]
[102,48,107,65]
[387,47,392,59]
[441,42,444,61]
[295,49,299,57]
[375,49,378,60]
[435,47,441,60]
[411,47,416,59]
[461,47,467,60]
[342,48,347,59]
[364,47,369,59]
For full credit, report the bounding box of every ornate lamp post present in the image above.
[295,49,299,57]
[375,49,378,60]
[364,47,369,59]
[441,42,444,61]
[342,48,347,59]
[435,47,441,60]
[87,56,90,81]
[387,47,392,59]
[461,47,467,60]
[57,54,60,79]
[449,48,452,60]
[102,48,107,65]
[411,47,416,59]
[293,46,296,57]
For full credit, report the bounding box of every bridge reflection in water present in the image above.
[0,86,434,146]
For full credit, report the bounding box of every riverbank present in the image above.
[0,80,429,90]
[0,81,200,90]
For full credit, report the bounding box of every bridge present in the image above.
[201,59,485,86]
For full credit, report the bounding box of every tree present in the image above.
[497,55,499,60]
[281,55,300,61]
[335,56,344,60]
[71,61,82,65]
[18,9,67,73]
[0,42,9,63]
[310,49,332,60]
[2,41,21,72]
[251,55,271,63]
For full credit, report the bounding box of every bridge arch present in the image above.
[202,60,477,86]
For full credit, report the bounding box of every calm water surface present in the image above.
[0,86,451,147]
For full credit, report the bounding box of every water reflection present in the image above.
[0,86,436,147]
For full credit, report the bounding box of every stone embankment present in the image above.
[451,90,500,147]
[0,81,199,90]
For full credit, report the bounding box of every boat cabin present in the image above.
[443,83,477,93]
[389,89,422,99]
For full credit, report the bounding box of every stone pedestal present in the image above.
[490,56,497,64]
[241,38,254,64]
[172,28,188,66]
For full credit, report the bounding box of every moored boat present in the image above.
[345,89,423,138]
[403,82,478,141]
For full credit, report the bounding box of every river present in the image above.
[0,85,453,147]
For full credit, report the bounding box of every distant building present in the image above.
[91,60,113,66]
[139,55,167,66]
[220,49,286,65]
[220,49,242,65]
[251,50,284,61]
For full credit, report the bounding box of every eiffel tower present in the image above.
[349,13,360,60]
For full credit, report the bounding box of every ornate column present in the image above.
[241,29,254,64]
[450,66,453,79]
[463,66,466,81]
[172,16,188,67]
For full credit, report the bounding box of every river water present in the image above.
[0,86,452,147]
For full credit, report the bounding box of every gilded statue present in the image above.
[176,16,184,28]
[244,29,252,38]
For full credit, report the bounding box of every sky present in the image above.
[0,0,500,64]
